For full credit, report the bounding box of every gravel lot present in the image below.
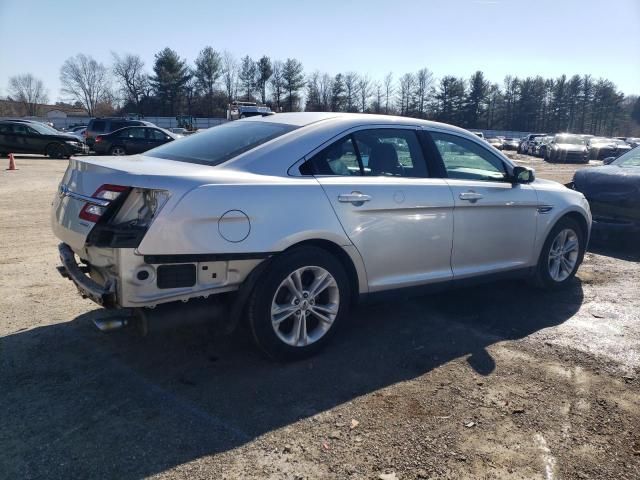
[1,154,639,480]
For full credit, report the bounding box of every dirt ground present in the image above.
[1,154,639,480]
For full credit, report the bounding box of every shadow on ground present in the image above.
[588,232,640,262]
[1,278,583,478]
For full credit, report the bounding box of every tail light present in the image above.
[79,184,128,222]
[95,135,103,143]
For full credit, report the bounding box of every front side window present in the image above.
[431,132,507,181]
[13,124,28,134]
[148,128,169,141]
[300,129,427,178]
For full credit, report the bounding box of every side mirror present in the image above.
[512,166,535,184]
[603,157,615,165]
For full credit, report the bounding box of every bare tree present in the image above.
[383,72,394,114]
[414,68,433,118]
[60,54,110,116]
[319,73,333,111]
[398,73,416,115]
[373,81,383,113]
[344,72,360,112]
[112,53,148,115]
[270,60,284,111]
[221,51,237,104]
[357,75,372,112]
[8,74,48,116]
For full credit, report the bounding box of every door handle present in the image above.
[338,192,372,205]
[459,191,483,202]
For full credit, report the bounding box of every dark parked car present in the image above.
[93,126,177,155]
[85,117,155,148]
[544,134,589,163]
[587,137,632,160]
[570,147,640,235]
[0,120,88,158]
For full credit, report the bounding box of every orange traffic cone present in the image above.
[6,153,17,171]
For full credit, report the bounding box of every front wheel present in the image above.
[47,143,65,159]
[533,217,585,289]
[247,246,350,360]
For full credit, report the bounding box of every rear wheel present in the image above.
[109,146,126,156]
[533,217,584,289]
[47,143,65,159]
[247,246,350,360]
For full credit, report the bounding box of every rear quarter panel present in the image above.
[138,176,352,256]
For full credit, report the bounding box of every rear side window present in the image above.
[147,121,297,166]
[0,124,12,133]
[91,120,106,132]
[110,121,126,131]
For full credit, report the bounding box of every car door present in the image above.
[301,127,454,292]
[25,125,49,153]
[11,123,33,153]
[0,123,18,152]
[119,128,146,154]
[428,130,538,279]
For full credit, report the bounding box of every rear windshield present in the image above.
[146,121,297,166]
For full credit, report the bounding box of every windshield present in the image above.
[28,122,60,135]
[555,135,585,145]
[146,120,298,166]
[612,147,640,167]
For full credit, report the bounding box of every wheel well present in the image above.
[284,239,361,306]
[563,212,589,244]
[45,142,61,154]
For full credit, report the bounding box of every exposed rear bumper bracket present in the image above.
[57,243,117,308]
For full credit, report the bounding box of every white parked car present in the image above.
[53,113,591,359]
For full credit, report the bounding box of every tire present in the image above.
[247,246,350,361]
[47,143,65,159]
[532,217,585,290]
[109,145,126,156]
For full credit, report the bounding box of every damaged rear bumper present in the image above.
[57,243,116,307]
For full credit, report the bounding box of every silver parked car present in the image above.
[52,113,592,359]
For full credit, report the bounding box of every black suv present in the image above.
[85,118,155,148]
[0,120,88,158]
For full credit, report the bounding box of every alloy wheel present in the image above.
[270,266,340,347]
[111,147,126,156]
[547,228,579,282]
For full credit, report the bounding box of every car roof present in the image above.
[242,111,472,134]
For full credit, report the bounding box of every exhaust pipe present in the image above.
[93,316,129,332]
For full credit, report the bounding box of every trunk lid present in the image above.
[51,154,215,251]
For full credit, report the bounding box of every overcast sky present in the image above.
[0,0,638,102]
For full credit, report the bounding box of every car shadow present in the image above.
[1,278,584,478]
[588,233,640,262]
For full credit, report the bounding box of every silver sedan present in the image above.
[52,113,591,359]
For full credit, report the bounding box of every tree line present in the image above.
[5,47,640,136]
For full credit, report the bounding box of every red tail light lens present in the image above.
[95,135,103,143]
[79,184,128,223]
